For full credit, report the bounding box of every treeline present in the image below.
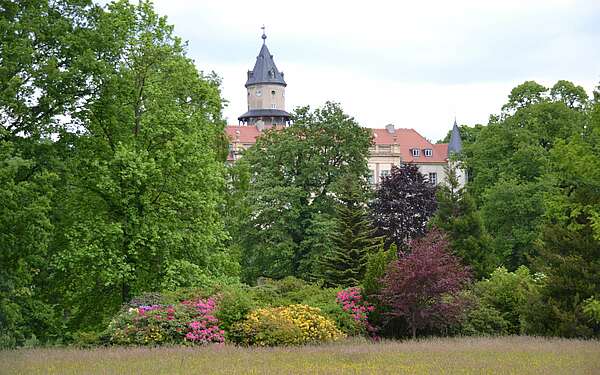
[1,0,599,347]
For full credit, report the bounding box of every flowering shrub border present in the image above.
[106,298,224,345]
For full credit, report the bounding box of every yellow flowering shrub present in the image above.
[230,304,345,346]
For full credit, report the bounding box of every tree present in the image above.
[371,163,437,251]
[431,164,495,278]
[502,81,548,112]
[318,176,381,287]
[529,134,600,337]
[0,0,102,346]
[481,178,545,269]
[0,132,61,347]
[550,80,589,110]
[362,243,397,297]
[0,0,101,140]
[238,102,373,282]
[46,0,235,332]
[379,229,471,338]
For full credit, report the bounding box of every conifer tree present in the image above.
[430,163,496,278]
[319,177,381,287]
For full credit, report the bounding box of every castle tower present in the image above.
[238,28,291,126]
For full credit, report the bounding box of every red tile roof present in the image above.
[226,125,263,144]
[225,125,449,164]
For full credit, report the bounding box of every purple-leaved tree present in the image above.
[371,163,437,251]
[379,229,471,338]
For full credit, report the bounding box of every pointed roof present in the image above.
[448,120,463,154]
[245,35,286,87]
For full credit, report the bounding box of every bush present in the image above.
[583,297,600,324]
[474,266,542,334]
[229,304,345,346]
[248,277,366,336]
[212,284,256,334]
[336,287,377,337]
[104,298,223,346]
[362,244,397,297]
[459,301,510,336]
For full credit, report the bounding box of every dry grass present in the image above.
[1,336,599,374]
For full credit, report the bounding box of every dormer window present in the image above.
[412,148,420,157]
[424,149,432,157]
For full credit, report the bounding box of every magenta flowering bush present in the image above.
[336,287,377,337]
[105,297,224,346]
[182,298,224,344]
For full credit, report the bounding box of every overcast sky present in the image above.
[121,0,600,141]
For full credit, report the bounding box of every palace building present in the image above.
[226,31,465,186]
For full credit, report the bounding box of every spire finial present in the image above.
[261,25,266,43]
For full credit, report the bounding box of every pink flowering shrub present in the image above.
[182,298,224,344]
[105,298,224,346]
[336,287,377,337]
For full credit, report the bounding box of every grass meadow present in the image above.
[1,336,599,374]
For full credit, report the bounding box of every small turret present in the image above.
[448,119,463,154]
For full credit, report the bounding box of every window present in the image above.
[428,172,437,185]
[380,170,390,178]
[368,170,375,184]
[272,104,276,109]
[255,89,262,97]
[424,149,432,157]
[271,90,276,96]
[412,148,420,157]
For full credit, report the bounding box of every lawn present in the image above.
[1,336,599,374]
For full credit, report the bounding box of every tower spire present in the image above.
[448,118,463,154]
[261,25,266,44]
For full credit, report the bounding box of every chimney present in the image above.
[385,123,395,134]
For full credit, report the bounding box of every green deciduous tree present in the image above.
[45,0,235,332]
[238,102,373,282]
[481,179,545,269]
[529,134,600,337]
[0,132,62,347]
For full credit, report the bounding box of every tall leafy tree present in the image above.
[238,102,372,282]
[1,0,101,346]
[318,176,381,287]
[530,129,600,337]
[379,229,471,338]
[47,0,234,331]
[0,0,101,140]
[463,80,588,269]
[0,132,61,347]
[431,164,495,278]
[371,163,437,251]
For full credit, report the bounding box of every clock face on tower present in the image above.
[255,89,262,97]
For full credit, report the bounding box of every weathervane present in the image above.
[261,25,266,43]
